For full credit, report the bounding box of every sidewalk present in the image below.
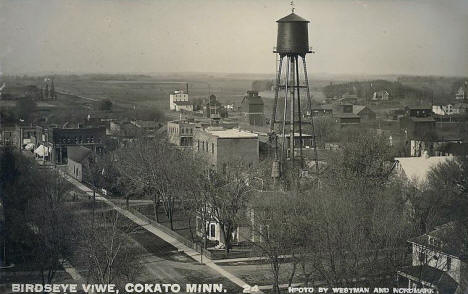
[62,173,259,293]
[213,255,292,264]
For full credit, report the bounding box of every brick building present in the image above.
[193,127,258,171]
[44,127,105,164]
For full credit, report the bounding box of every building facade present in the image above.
[193,127,258,171]
[45,127,105,164]
[241,91,265,126]
[167,119,198,148]
[67,146,92,182]
[353,105,376,121]
[169,90,189,111]
[397,223,467,294]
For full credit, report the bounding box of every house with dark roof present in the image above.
[332,104,360,126]
[353,105,376,121]
[397,222,467,294]
[400,106,436,139]
[67,146,92,182]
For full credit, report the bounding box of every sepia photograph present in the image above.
[0,0,467,293]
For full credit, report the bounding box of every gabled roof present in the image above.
[408,222,467,259]
[395,155,453,185]
[353,105,369,114]
[398,265,458,294]
[277,13,309,23]
[67,146,92,163]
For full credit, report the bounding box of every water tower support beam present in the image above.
[295,55,304,168]
[281,55,291,169]
[271,55,284,135]
[290,56,295,168]
[301,55,319,175]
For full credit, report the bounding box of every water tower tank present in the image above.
[276,13,310,55]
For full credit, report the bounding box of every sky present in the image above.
[1,0,467,76]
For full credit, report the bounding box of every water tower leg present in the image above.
[295,56,304,169]
[270,55,284,135]
[290,56,295,167]
[301,55,320,176]
[281,56,291,169]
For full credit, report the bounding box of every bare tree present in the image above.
[26,169,76,285]
[208,162,252,254]
[79,210,141,290]
[114,137,184,229]
[247,191,302,294]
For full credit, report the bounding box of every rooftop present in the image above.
[398,265,458,294]
[68,146,92,163]
[395,154,453,184]
[277,12,309,23]
[205,128,258,139]
[408,222,468,259]
[353,105,367,114]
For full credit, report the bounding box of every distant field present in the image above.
[48,74,331,114]
[55,77,255,112]
[0,100,57,108]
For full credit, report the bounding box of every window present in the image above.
[211,143,214,154]
[446,257,451,271]
[210,224,216,238]
[197,140,200,151]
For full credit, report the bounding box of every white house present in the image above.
[432,104,458,116]
[397,222,467,294]
[372,90,390,101]
[169,90,189,111]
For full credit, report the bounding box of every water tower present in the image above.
[270,6,319,180]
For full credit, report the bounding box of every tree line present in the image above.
[0,147,140,290]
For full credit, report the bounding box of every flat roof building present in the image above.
[193,127,259,171]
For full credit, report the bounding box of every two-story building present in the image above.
[167,119,198,148]
[400,106,436,139]
[397,222,467,294]
[193,127,258,172]
[169,90,189,111]
[44,126,105,164]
